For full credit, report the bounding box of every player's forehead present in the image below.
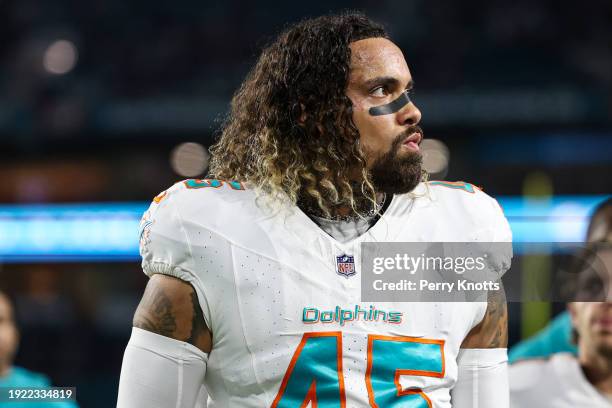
[348,37,411,86]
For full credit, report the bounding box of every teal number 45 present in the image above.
[272,332,445,408]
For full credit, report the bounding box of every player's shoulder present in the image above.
[139,178,256,277]
[426,180,496,204]
[426,180,505,216]
[141,178,267,246]
[149,178,258,219]
[155,178,251,205]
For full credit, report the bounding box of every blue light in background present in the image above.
[501,195,609,243]
[0,196,609,263]
[0,203,146,262]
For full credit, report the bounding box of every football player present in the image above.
[117,12,512,407]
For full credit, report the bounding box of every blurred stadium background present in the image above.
[0,0,610,406]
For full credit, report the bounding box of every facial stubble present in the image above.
[368,127,423,195]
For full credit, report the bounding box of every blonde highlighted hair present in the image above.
[208,12,388,218]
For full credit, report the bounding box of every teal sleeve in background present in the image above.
[0,366,79,408]
[509,310,577,363]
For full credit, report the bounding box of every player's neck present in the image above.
[333,192,386,219]
[299,192,387,221]
[579,348,612,394]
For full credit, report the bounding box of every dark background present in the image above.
[0,0,610,406]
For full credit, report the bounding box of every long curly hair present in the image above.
[209,12,388,218]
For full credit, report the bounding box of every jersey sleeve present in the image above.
[482,191,512,244]
[444,184,513,279]
[139,184,195,280]
[475,188,513,278]
[138,183,213,326]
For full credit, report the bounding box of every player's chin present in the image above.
[397,153,423,171]
[377,166,423,195]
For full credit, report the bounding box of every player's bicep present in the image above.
[133,273,212,353]
[461,280,507,348]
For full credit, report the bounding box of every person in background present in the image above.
[0,290,78,407]
[509,197,612,362]
[510,242,612,407]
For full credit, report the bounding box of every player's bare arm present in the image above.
[461,281,508,348]
[133,274,212,353]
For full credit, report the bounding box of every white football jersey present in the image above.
[510,353,612,407]
[139,179,512,407]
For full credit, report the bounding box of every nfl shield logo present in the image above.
[336,254,356,278]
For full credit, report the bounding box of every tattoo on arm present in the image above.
[483,285,508,348]
[186,291,208,346]
[461,280,508,348]
[133,274,212,353]
[133,283,177,338]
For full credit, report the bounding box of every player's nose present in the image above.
[396,100,421,127]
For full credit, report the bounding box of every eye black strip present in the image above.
[368,90,411,116]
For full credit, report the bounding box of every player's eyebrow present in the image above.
[363,76,414,91]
